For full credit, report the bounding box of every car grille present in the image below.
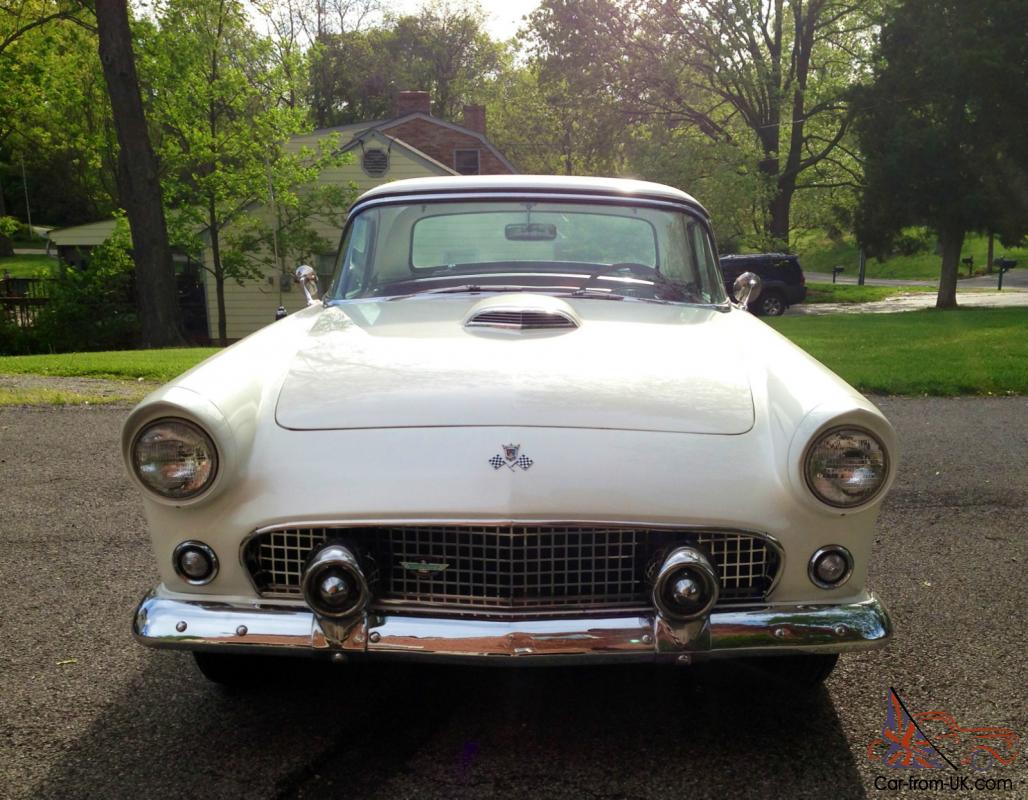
[244,525,779,615]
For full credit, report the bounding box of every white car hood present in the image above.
[274,295,754,434]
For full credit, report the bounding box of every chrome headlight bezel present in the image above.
[131,417,219,500]
[803,425,890,509]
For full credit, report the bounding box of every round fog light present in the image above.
[301,544,370,618]
[318,571,354,609]
[173,541,218,585]
[653,547,719,621]
[809,545,853,588]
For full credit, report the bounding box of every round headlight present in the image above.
[132,419,218,499]
[805,427,888,508]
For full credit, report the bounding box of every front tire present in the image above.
[755,290,787,316]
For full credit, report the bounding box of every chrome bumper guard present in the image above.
[133,591,891,664]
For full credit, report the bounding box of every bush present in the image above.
[31,219,139,353]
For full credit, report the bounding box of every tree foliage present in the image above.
[310,1,504,126]
[527,0,880,248]
[141,0,350,342]
[854,0,1028,307]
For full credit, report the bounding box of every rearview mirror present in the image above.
[505,222,557,241]
[732,271,762,310]
[295,264,320,306]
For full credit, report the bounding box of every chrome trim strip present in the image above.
[133,591,891,662]
[238,521,786,602]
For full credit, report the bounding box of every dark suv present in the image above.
[719,253,807,316]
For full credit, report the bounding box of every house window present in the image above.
[454,149,480,175]
[362,148,389,177]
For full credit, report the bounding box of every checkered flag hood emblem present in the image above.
[490,444,533,471]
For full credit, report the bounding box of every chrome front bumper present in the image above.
[133,591,892,664]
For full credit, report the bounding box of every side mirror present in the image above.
[295,264,320,306]
[732,271,762,310]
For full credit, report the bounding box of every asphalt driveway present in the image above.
[1,399,1025,800]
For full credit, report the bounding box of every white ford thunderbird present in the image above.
[126,175,895,686]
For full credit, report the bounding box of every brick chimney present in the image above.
[462,104,486,135]
[395,90,431,117]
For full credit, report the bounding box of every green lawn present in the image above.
[795,231,1027,281]
[0,347,220,382]
[767,307,1027,395]
[1,309,1025,398]
[804,282,938,304]
[0,253,58,278]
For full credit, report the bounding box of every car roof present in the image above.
[354,175,709,216]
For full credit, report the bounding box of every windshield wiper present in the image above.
[387,284,537,299]
[563,288,627,301]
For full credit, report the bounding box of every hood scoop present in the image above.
[464,294,580,332]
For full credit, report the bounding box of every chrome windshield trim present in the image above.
[347,190,710,221]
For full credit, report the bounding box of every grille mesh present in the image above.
[244,525,778,613]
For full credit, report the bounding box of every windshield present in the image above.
[328,200,727,305]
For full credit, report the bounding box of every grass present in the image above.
[804,282,938,304]
[2,309,1026,401]
[766,307,1028,395]
[0,347,220,382]
[795,231,1027,281]
[0,387,150,406]
[0,253,58,278]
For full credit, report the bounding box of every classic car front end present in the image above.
[125,176,896,686]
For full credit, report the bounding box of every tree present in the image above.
[528,0,880,248]
[143,0,347,342]
[95,0,184,347]
[484,62,627,176]
[309,1,504,126]
[854,0,1028,308]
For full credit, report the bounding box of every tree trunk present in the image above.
[95,0,184,348]
[208,211,227,343]
[936,227,964,309]
[768,184,792,249]
[986,230,994,274]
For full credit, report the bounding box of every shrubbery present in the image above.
[1,219,139,355]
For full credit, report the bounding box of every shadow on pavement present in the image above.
[36,654,866,800]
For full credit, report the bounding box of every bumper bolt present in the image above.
[236,625,248,637]
[175,621,187,633]
[641,633,653,645]
[833,624,848,637]
[773,627,786,639]
[331,653,347,664]
[369,631,381,643]
[677,654,691,665]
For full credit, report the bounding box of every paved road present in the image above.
[1,401,1026,800]
[807,270,1027,290]
[790,291,1028,315]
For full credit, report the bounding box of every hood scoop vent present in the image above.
[466,309,579,331]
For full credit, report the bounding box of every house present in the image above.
[48,91,517,343]
[203,91,517,341]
